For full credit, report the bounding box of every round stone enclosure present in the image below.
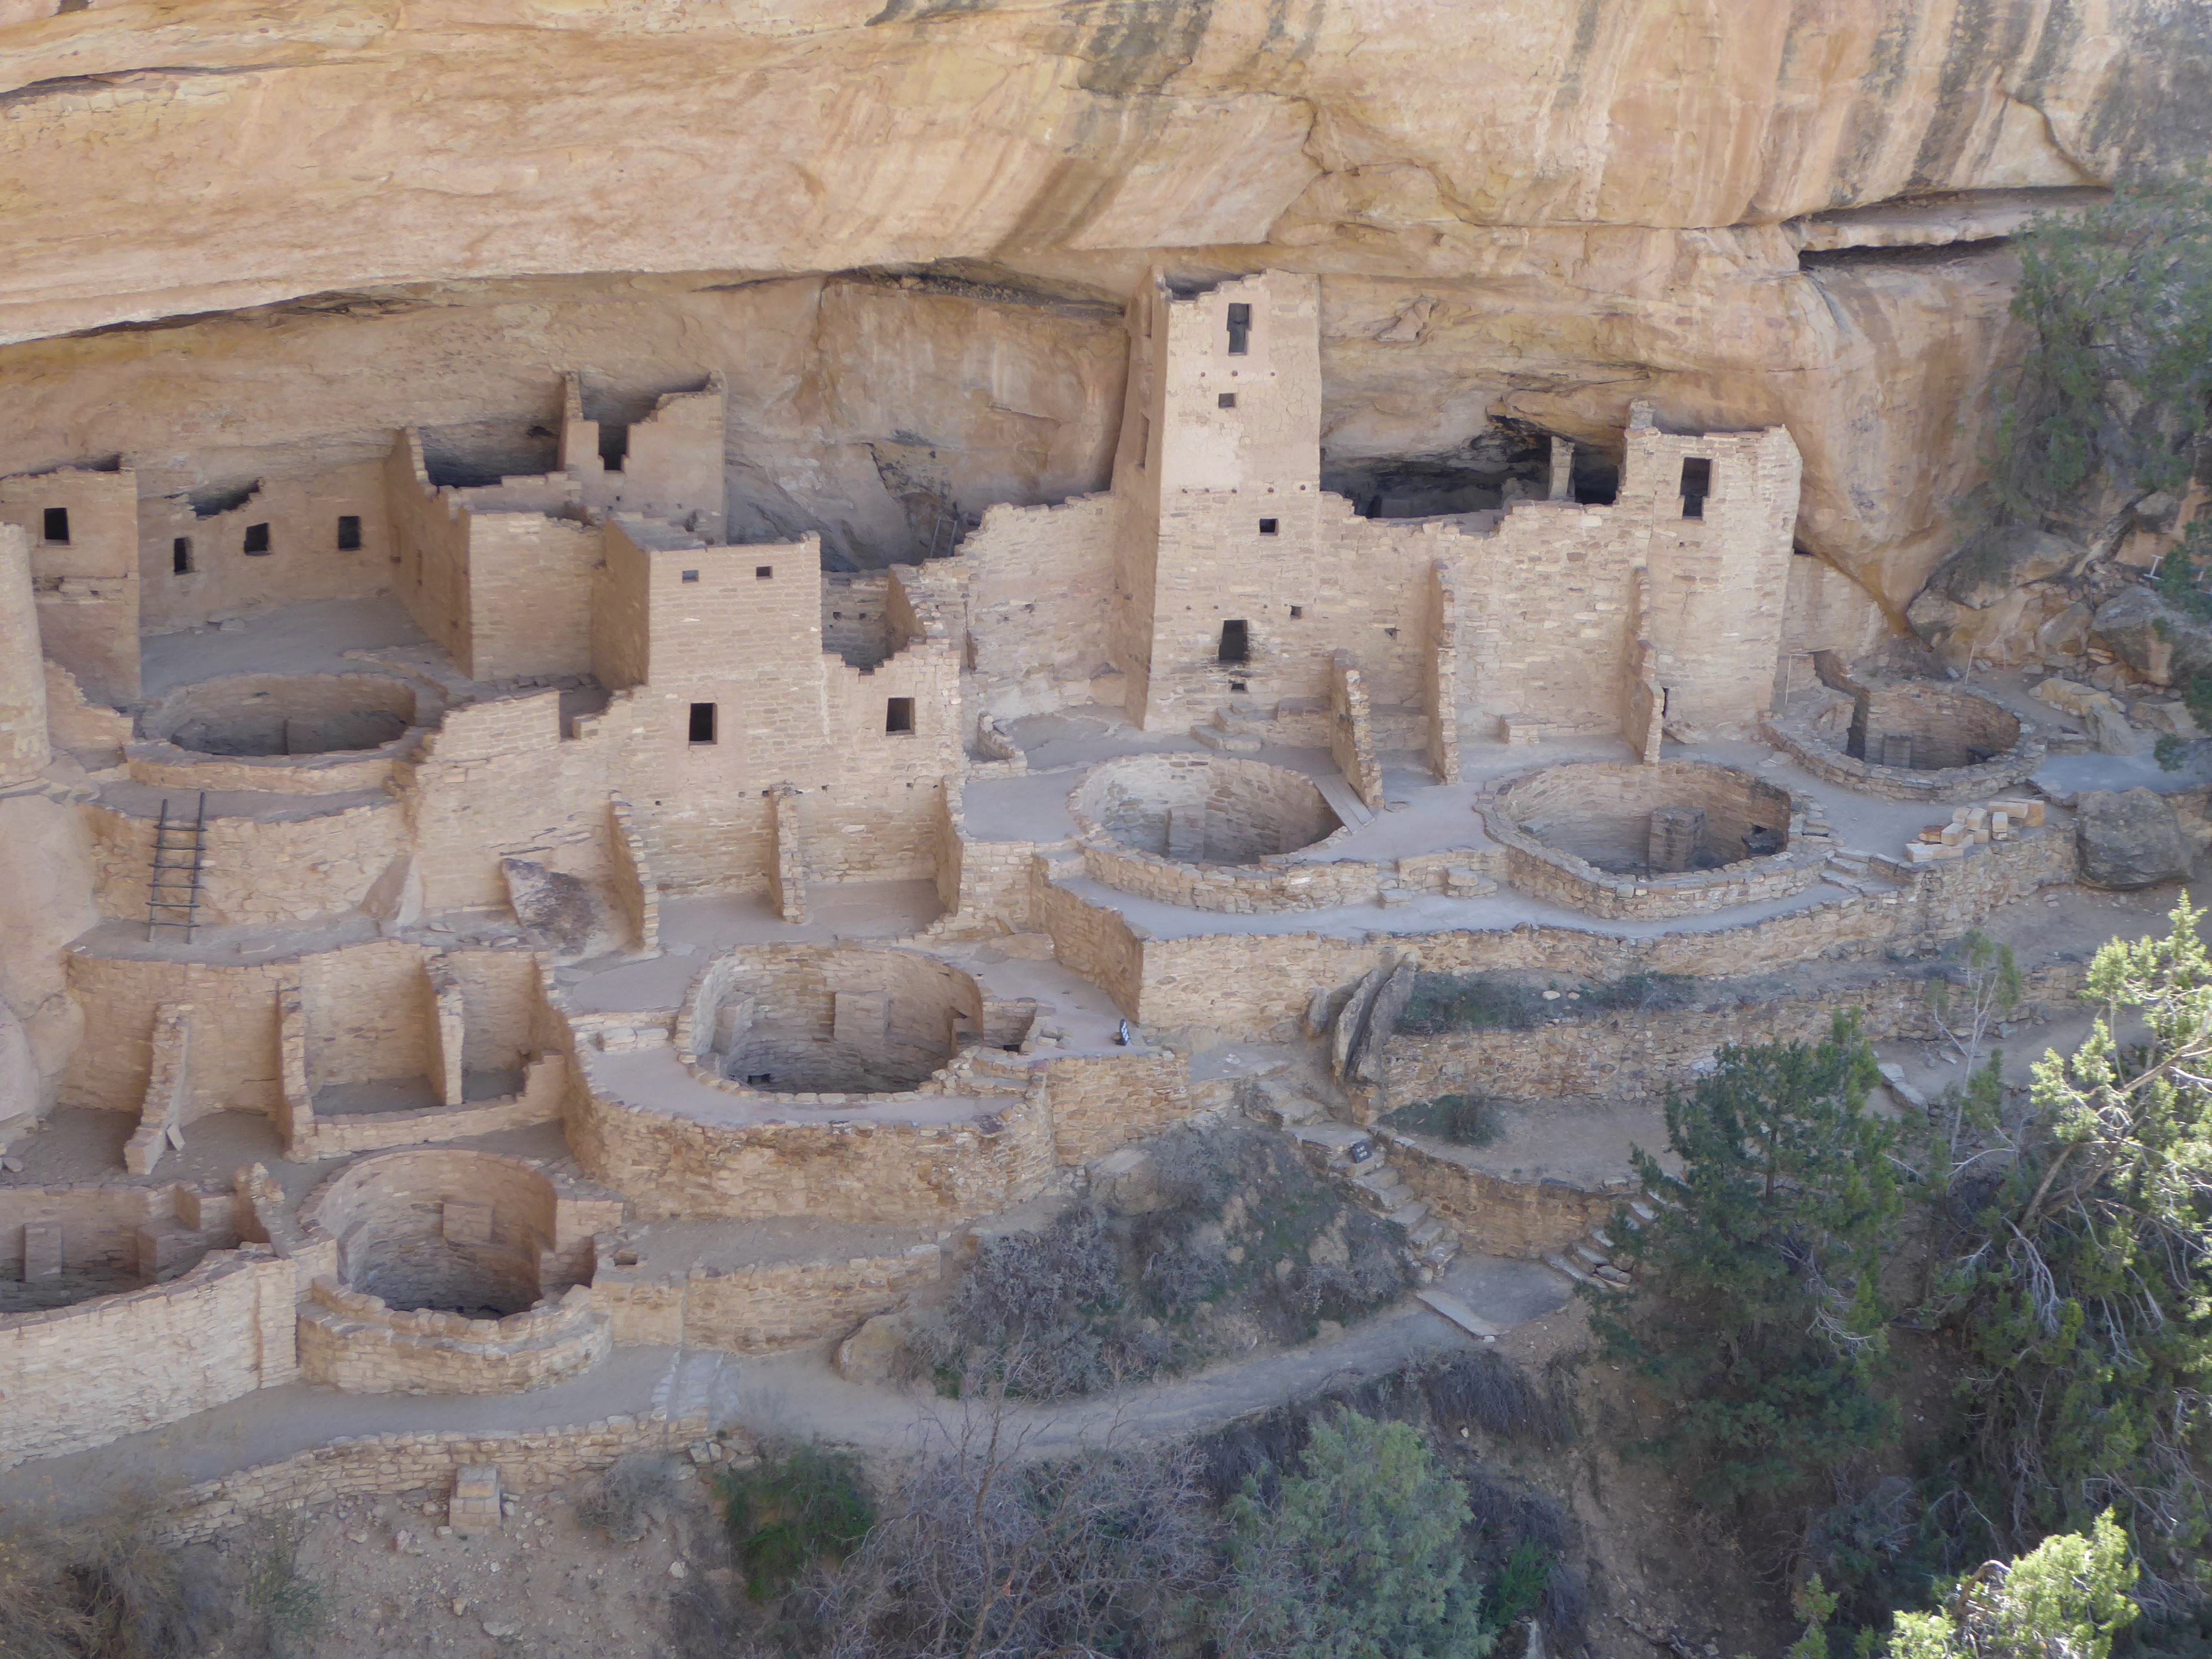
[1496,760,1794,873]
[1763,682,2043,802]
[1478,760,1829,921]
[141,672,423,758]
[1069,753,1342,864]
[304,1150,570,1317]
[684,946,986,1095]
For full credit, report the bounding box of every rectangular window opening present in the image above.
[1225,302,1251,356]
[336,514,362,551]
[1218,619,1250,664]
[1137,416,1151,470]
[1288,604,1302,619]
[171,537,193,575]
[885,696,915,735]
[1217,392,1237,410]
[681,569,700,583]
[1679,457,1712,520]
[41,507,69,544]
[755,565,774,581]
[1258,517,1278,536]
[687,702,717,744]
[242,523,272,555]
[1229,680,1248,693]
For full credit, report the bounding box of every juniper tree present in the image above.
[1595,1015,1903,1505]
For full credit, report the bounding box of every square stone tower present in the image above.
[1107,270,1328,731]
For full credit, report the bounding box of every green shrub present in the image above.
[1396,973,1545,1034]
[1384,1093,1503,1147]
[719,1444,873,1603]
[1573,971,1694,1013]
[1227,1407,1495,1658]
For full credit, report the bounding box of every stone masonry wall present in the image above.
[1368,961,2093,1111]
[593,1245,942,1352]
[156,1410,713,1544]
[0,1245,299,1469]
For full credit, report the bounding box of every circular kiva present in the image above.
[1762,682,2042,802]
[1068,752,1344,865]
[1477,760,1830,921]
[302,1149,565,1317]
[680,945,988,1097]
[139,671,424,758]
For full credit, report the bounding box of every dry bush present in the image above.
[921,1124,1411,1400]
[0,1510,230,1659]
[576,1453,681,1543]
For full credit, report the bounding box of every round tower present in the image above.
[0,523,51,786]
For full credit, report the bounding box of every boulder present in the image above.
[1088,1145,1170,1214]
[2032,677,2138,754]
[2091,586,2212,687]
[2075,789,2192,890]
[834,1313,912,1386]
[500,858,622,961]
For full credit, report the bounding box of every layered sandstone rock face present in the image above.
[0,0,2206,597]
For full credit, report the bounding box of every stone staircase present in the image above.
[1541,1199,1655,1291]
[941,1044,1037,1096]
[1818,846,1901,898]
[1191,705,1267,756]
[1248,1077,1459,1282]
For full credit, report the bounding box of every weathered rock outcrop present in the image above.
[0,1,2207,586]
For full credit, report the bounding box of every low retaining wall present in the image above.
[297,1279,612,1394]
[567,1063,1059,1225]
[1385,1133,1627,1259]
[593,1244,942,1352]
[1113,830,2078,1040]
[157,1409,713,1543]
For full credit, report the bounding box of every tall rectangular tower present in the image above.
[1107,271,1327,729]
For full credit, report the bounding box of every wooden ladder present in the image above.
[147,792,208,943]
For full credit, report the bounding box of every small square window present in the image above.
[336,514,362,551]
[242,523,271,555]
[1218,393,1237,410]
[1229,680,1248,693]
[1259,518,1278,536]
[171,537,193,575]
[688,702,716,744]
[1288,604,1303,619]
[681,569,700,583]
[41,507,69,544]
[886,697,915,735]
[755,565,773,581]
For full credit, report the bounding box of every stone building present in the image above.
[0,270,2098,1504]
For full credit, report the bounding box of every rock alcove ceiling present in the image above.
[0,0,2205,596]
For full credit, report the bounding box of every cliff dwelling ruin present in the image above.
[3,0,2210,1629]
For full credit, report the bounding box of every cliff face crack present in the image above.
[1,64,267,112]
